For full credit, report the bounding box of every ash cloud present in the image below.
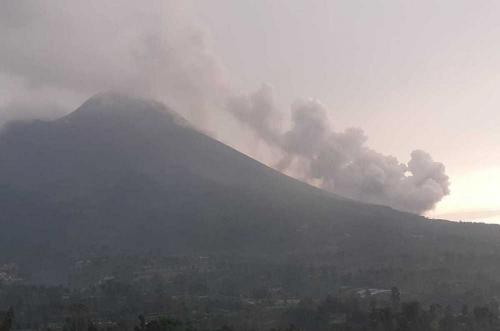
[0,1,450,214]
[229,88,450,214]
[0,0,227,128]
[227,85,281,145]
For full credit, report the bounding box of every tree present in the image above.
[0,308,13,331]
[390,286,401,312]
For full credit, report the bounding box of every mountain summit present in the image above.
[1,93,500,286]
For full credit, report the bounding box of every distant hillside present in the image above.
[2,93,500,299]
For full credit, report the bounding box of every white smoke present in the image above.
[0,0,228,127]
[229,87,450,214]
[0,1,450,214]
[227,85,281,145]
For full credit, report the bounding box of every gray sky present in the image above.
[1,0,499,221]
[194,0,500,221]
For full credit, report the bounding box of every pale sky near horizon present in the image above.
[192,0,500,222]
[1,0,499,222]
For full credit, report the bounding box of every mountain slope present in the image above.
[2,93,500,289]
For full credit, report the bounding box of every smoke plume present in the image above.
[229,87,450,214]
[0,1,450,214]
[0,0,227,128]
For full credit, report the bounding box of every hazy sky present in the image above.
[1,0,499,221]
[193,0,500,221]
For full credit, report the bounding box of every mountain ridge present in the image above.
[1,93,500,290]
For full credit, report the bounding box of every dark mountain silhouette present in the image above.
[1,93,500,285]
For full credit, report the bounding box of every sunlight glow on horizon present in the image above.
[429,167,500,223]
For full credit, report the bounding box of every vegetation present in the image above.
[1,255,500,330]
[2,284,500,331]
[2,95,500,330]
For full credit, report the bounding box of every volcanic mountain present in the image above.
[1,93,500,287]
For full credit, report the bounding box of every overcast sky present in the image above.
[194,0,500,221]
[1,0,499,221]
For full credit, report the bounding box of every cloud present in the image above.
[227,85,281,145]
[0,0,227,127]
[228,88,450,214]
[0,1,450,214]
